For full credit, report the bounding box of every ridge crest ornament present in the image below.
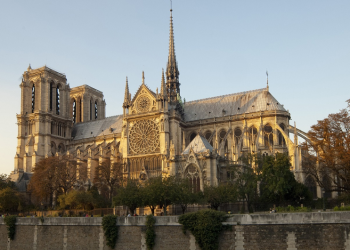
[129,119,160,154]
[136,95,151,113]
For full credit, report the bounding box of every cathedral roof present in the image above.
[183,88,286,122]
[182,134,213,154]
[72,115,123,141]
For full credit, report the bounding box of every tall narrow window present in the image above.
[90,100,92,120]
[31,84,35,113]
[79,99,82,122]
[73,100,76,124]
[278,123,286,146]
[95,101,98,119]
[56,86,60,115]
[50,82,53,111]
[264,124,273,148]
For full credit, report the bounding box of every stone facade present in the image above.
[2,213,350,249]
[10,9,312,194]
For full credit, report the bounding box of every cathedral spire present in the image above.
[142,71,145,85]
[123,77,130,105]
[166,9,179,82]
[161,68,167,97]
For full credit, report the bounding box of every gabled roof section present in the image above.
[183,134,213,154]
[130,83,156,104]
[183,88,287,122]
[71,115,123,141]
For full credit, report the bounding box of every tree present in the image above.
[58,190,94,210]
[0,174,16,191]
[28,156,77,207]
[94,159,124,203]
[203,183,237,210]
[172,177,200,214]
[113,179,142,215]
[304,100,350,193]
[260,153,311,206]
[0,187,20,213]
[142,176,175,215]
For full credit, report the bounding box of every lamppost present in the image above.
[322,188,325,211]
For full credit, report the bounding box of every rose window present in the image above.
[136,95,151,112]
[129,120,160,154]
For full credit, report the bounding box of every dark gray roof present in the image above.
[72,115,123,141]
[182,134,213,154]
[183,88,286,122]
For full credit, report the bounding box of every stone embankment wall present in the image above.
[2,212,350,249]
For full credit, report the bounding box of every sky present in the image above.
[0,0,349,175]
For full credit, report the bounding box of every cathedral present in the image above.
[10,9,306,194]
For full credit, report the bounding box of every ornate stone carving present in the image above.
[136,95,151,113]
[129,119,160,154]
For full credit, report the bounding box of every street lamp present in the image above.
[322,188,325,211]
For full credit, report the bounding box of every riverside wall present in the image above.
[1,212,350,249]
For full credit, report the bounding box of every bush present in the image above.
[179,209,228,250]
[145,214,156,250]
[102,215,118,249]
[4,215,17,240]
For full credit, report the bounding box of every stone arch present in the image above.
[58,143,65,154]
[263,123,273,148]
[183,163,202,192]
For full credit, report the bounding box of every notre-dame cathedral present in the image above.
[10,9,308,194]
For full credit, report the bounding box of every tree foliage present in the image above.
[28,156,77,207]
[113,179,142,214]
[0,187,20,213]
[304,100,350,193]
[203,183,237,210]
[102,215,118,249]
[58,190,94,210]
[94,159,124,203]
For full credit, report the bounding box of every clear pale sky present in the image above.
[1,1,349,175]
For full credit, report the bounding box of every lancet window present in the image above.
[189,132,196,143]
[95,101,98,119]
[128,156,162,179]
[248,126,258,149]
[234,127,243,148]
[50,82,54,111]
[219,129,228,153]
[56,86,60,115]
[264,124,273,149]
[90,100,93,120]
[185,164,200,193]
[73,100,76,124]
[31,84,35,113]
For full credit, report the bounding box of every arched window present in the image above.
[72,100,76,124]
[58,143,65,153]
[79,99,82,122]
[204,130,213,146]
[278,123,286,146]
[264,124,273,148]
[305,175,317,199]
[185,164,200,193]
[95,101,98,119]
[50,82,54,111]
[248,126,258,147]
[90,100,93,120]
[234,127,243,147]
[56,85,60,115]
[31,84,35,113]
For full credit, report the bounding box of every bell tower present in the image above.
[14,65,72,175]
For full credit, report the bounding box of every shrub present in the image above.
[145,214,156,250]
[179,209,228,250]
[102,215,118,249]
[4,215,17,240]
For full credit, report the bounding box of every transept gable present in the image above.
[182,134,213,155]
[130,84,157,114]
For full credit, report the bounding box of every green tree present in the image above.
[203,183,237,210]
[142,176,175,215]
[0,187,20,213]
[58,190,94,210]
[113,179,142,214]
[260,153,311,205]
[0,174,16,191]
[172,177,200,214]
